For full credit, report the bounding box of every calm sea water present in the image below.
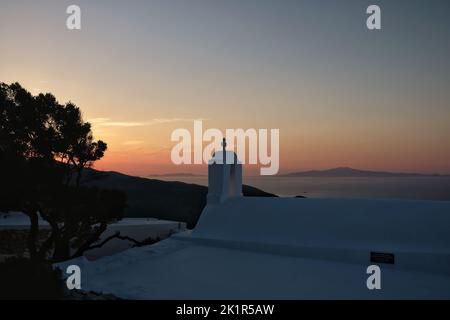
[151,176,450,201]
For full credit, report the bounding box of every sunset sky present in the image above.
[1,0,449,176]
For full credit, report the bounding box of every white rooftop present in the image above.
[56,150,450,299]
[57,226,450,299]
[55,197,450,299]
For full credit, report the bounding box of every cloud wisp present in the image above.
[88,118,205,127]
[122,140,144,146]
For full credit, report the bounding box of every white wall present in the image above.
[188,197,450,275]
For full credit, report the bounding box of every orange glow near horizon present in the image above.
[1,2,450,176]
[90,120,450,177]
[2,73,449,176]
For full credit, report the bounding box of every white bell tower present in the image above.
[207,138,243,204]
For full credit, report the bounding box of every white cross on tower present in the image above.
[221,138,227,164]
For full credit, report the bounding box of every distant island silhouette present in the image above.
[282,167,448,177]
[148,173,205,177]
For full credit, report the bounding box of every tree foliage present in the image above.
[0,82,126,262]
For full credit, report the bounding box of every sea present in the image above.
[151,176,450,201]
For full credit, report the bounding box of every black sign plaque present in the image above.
[370,252,395,264]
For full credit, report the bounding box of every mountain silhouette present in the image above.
[282,167,445,177]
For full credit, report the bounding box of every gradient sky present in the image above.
[1,0,450,176]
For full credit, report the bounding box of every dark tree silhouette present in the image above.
[0,82,126,262]
[51,102,107,186]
